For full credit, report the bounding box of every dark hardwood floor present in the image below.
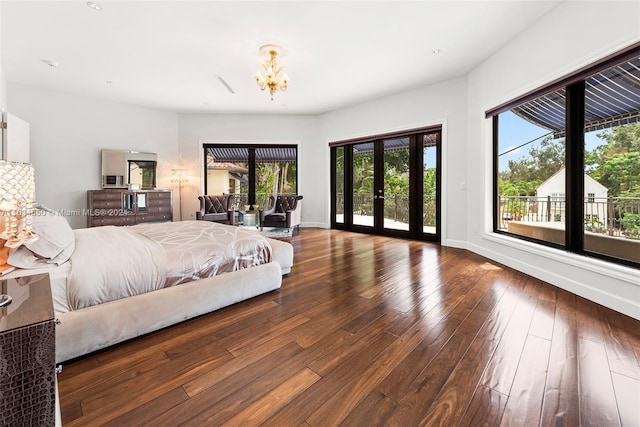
[58,228,640,426]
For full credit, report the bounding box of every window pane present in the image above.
[206,147,248,210]
[583,56,640,263]
[383,137,410,231]
[255,147,297,210]
[423,133,438,234]
[497,89,566,245]
[335,147,345,224]
[352,142,374,227]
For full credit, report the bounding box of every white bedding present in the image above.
[62,221,273,312]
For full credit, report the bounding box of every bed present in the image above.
[3,212,294,363]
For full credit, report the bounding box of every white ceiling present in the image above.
[1,1,561,115]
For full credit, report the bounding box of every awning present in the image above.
[206,147,297,163]
[512,56,640,138]
[229,172,248,184]
[353,133,438,155]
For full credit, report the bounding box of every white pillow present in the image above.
[7,211,75,268]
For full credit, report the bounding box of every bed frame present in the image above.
[6,237,293,363]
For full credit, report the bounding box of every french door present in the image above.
[331,128,441,241]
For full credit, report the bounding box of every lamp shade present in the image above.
[0,160,37,248]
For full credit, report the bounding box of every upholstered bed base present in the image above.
[53,237,293,363]
[6,236,293,363]
[55,260,282,363]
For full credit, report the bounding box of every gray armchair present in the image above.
[259,195,303,231]
[196,194,235,224]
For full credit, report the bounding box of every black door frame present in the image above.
[330,126,441,242]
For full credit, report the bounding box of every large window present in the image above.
[204,144,297,210]
[491,46,640,267]
[496,91,566,246]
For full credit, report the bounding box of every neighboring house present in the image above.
[536,168,608,224]
[205,159,248,201]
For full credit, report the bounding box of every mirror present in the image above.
[102,150,157,189]
[124,192,147,212]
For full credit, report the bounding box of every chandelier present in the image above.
[255,46,288,101]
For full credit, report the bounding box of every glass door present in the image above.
[382,137,411,233]
[421,132,440,240]
[331,128,440,241]
[352,142,376,229]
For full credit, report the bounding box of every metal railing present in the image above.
[230,193,298,211]
[335,193,437,227]
[499,195,640,239]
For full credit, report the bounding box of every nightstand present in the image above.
[0,272,56,426]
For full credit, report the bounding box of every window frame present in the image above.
[202,143,298,208]
[489,43,640,269]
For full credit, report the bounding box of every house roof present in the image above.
[206,162,249,173]
[536,167,608,194]
[513,56,640,138]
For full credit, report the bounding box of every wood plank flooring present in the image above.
[57,228,640,426]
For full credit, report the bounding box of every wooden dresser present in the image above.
[87,189,173,227]
[0,273,56,426]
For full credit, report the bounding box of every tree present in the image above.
[255,162,297,196]
[587,123,640,197]
[499,136,565,195]
[594,152,640,196]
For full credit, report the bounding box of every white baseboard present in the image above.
[467,240,640,320]
[300,222,329,229]
[442,239,468,249]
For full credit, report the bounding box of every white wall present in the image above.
[0,68,5,113]
[467,1,640,319]
[177,114,322,225]
[319,76,468,247]
[0,2,5,111]
[7,83,179,228]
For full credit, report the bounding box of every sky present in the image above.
[498,111,605,171]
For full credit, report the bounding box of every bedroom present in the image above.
[0,0,639,425]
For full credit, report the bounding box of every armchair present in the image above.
[258,195,302,230]
[196,194,235,224]
[259,195,303,231]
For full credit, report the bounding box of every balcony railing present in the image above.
[335,193,437,227]
[230,193,298,211]
[499,195,640,239]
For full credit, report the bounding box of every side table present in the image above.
[243,210,259,227]
[0,272,57,426]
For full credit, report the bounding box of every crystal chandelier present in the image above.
[255,46,289,101]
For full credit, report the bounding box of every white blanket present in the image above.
[64,221,272,311]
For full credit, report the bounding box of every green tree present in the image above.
[594,152,640,196]
[587,123,640,197]
[423,167,437,226]
[353,152,374,194]
[499,136,565,195]
[255,162,297,197]
[423,168,436,196]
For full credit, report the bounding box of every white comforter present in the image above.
[64,221,272,311]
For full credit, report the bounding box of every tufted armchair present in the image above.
[259,195,303,231]
[196,194,235,224]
